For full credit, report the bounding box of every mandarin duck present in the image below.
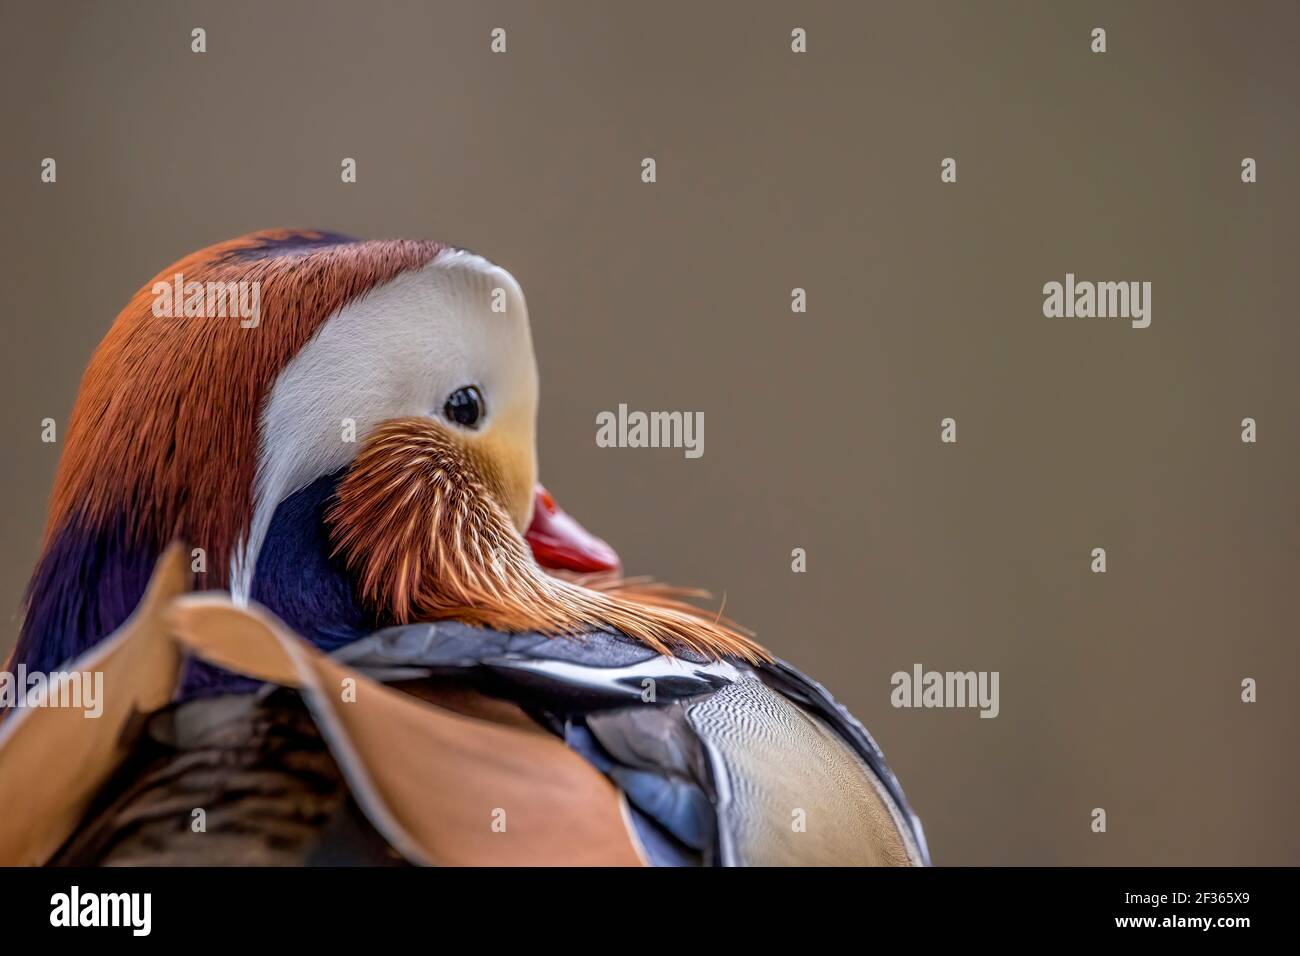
[0,230,929,867]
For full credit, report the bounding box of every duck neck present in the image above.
[14,470,376,695]
[247,469,375,650]
[15,511,160,675]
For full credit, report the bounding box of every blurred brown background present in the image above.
[2,1,1297,864]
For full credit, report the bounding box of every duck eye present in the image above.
[444,385,486,429]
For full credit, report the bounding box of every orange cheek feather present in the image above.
[327,418,766,663]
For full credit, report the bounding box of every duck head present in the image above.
[16,230,760,681]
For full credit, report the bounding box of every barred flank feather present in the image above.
[327,419,767,663]
[51,693,399,866]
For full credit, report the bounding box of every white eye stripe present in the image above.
[236,251,537,602]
